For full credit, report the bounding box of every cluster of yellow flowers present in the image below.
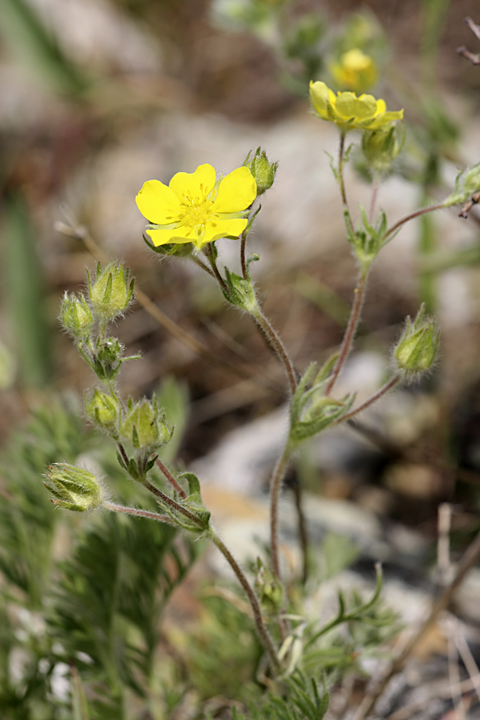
[136,54,403,250]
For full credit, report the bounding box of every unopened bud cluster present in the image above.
[394,305,439,378]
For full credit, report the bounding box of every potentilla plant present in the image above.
[46,75,480,708]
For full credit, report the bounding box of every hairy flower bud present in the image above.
[243,148,278,195]
[44,463,103,512]
[61,293,94,340]
[362,124,404,174]
[120,397,172,451]
[394,305,439,377]
[444,164,480,207]
[87,262,134,322]
[85,388,120,434]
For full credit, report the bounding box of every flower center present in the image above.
[180,195,215,228]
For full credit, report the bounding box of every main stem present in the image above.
[338,131,355,239]
[270,442,293,582]
[325,269,368,396]
[210,530,281,674]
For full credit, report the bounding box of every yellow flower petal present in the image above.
[169,164,216,203]
[212,167,257,213]
[309,81,330,119]
[200,218,249,247]
[375,98,386,115]
[146,226,196,247]
[136,180,182,224]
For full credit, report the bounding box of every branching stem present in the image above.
[104,501,176,526]
[253,307,297,396]
[155,457,187,499]
[383,202,446,243]
[338,375,402,423]
[325,270,368,396]
[210,530,282,674]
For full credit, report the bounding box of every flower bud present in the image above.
[362,124,404,174]
[120,397,172,451]
[255,559,283,614]
[394,305,439,377]
[85,388,120,434]
[61,293,94,340]
[44,463,103,512]
[243,148,278,196]
[87,262,134,322]
[330,48,378,94]
[444,164,480,207]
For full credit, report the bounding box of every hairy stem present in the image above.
[210,530,282,674]
[204,244,229,295]
[292,476,309,585]
[141,478,205,529]
[156,457,187,499]
[270,443,293,582]
[325,270,368,396]
[104,501,176,526]
[338,131,355,239]
[383,202,446,243]
[338,375,402,423]
[240,232,248,280]
[253,307,297,396]
[354,529,480,720]
[369,174,380,224]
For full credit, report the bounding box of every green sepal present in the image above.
[313,352,339,386]
[128,457,140,480]
[142,234,194,257]
[178,471,211,528]
[222,267,258,313]
[144,455,158,474]
[290,394,355,445]
[351,207,388,270]
[289,364,355,445]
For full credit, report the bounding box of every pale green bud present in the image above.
[362,124,404,174]
[254,558,283,614]
[88,262,134,321]
[85,388,120,433]
[394,305,439,377]
[120,397,172,451]
[444,164,480,208]
[44,463,103,512]
[243,147,278,195]
[61,293,94,340]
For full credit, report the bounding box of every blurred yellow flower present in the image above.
[309,80,403,132]
[330,49,378,94]
[136,164,257,250]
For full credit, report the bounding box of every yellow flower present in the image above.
[136,164,257,250]
[330,49,378,94]
[309,80,403,132]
